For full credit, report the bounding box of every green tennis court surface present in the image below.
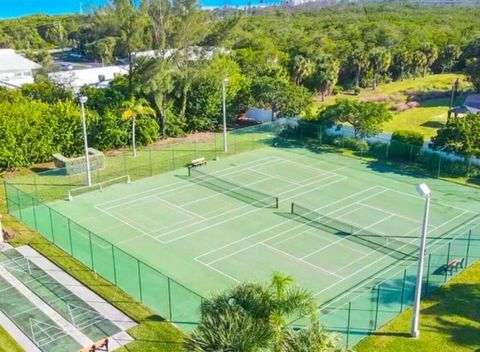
[9,144,480,346]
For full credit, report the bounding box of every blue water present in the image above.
[0,0,278,19]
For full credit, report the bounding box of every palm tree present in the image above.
[185,273,321,352]
[122,97,155,157]
[292,55,313,86]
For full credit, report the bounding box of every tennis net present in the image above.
[188,168,279,208]
[291,203,418,260]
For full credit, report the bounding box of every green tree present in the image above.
[251,76,311,120]
[291,55,314,86]
[437,44,461,73]
[431,114,480,156]
[318,99,392,138]
[465,57,480,91]
[369,47,391,89]
[96,37,117,65]
[308,55,340,101]
[185,273,345,352]
[420,42,438,77]
[122,97,156,156]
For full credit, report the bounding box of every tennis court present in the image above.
[52,148,480,298]
[7,142,480,346]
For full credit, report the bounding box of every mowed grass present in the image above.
[314,74,470,139]
[0,326,23,352]
[356,260,480,352]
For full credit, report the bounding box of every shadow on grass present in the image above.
[421,282,480,347]
[421,121,445,129]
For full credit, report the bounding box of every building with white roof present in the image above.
[48,65,128,91]
[0,49,42,88]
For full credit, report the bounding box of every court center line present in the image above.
[261,243,343,279]
[200,187,386,266]
[196,186,383,261]
[153,196,206,220]
[151,173,345,242]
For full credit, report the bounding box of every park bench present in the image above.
[188,157,207,168]
[2,228,15,241]
[79,338,109,352]
[441,258,464,275]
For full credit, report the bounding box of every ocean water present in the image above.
[0,0,279,19]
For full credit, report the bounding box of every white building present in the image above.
[48,65,128,91]
[0,49,41,88]
[132,46,231,62]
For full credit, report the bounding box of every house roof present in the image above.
[0,49,41,73]
[450,105,480,115]
[463,94,480,109]
[48,65,128,89]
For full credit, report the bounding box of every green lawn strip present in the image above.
[0,325,24,352]
[313,74,469,139]
[0,180,186,352]
[356,261,480,352]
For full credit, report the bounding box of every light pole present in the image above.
[411,182,431,338]
[222,78,229,152]
[79,95,92,187]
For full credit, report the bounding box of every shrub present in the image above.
[333,137,369,152]
[391,130,424,146]
[331,86,342,95]
[353,87,361,95]
[389,130,425,160]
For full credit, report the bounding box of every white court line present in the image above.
[147,173,345,242]
[246,167,303,186]
[312,209,480,302]
[196,186,382,261]
[153,196,206,220]
[262,243,343,278]
[95,156,282,209]
[358,201,431,226]
[299,206,376,260]
[200,187,385,265]
[154,174,348,247]
[302,209,388,259]
[318,215,480,311]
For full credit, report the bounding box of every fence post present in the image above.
[374,285,380,330]
[424,254,431,297]
[167,278,173,321]
[400,269,406,312]
[149,150,153,177]
[67,219,73,255]
[437,155,442,179]
[111,246,117,286]
[16,189,22,219]
[32,197,38,230]
[465,230,472,268]
[49,208,56,244]
[3,182,9,214]
[34,175,39,199]
[137,260,143,303]
[444,243,451,283]
[88,232,95,271]
[123,154,128,176]
[346,301,352,348]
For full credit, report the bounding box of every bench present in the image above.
[189,157,207,168]
[2,228,15,241]
[187,158,207,175]
[441,258,464,275]
[79,338,109,352]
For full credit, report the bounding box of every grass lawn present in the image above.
[314,73,470,140]
[356,260,480,352]
[0,326,23,352]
